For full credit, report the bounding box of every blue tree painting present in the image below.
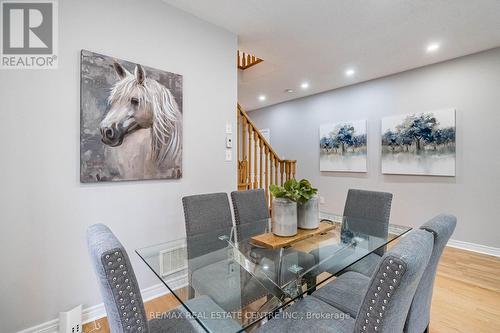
[381,109,456,176]
[320,120,367,172]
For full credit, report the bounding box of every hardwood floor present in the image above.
[430,247,500,333]
[83,247,500,333]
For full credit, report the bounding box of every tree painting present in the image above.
[320,120,367,172]
[381,109,456,176]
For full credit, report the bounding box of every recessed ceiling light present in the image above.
[285,89,294,93]
[300,82,309,89]
[426,43,440,53]
[345,68,356,77]
[258,95,266,101]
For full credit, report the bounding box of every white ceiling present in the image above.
[163,0,500,110]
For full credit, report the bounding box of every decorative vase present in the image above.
[272,198,297,236]
[297,195,319,229]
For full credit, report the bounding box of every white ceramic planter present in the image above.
[272,198,297,236]
[297,195,319,229]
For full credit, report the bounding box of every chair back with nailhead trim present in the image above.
[87,224,149,333]
[353,229,433,333]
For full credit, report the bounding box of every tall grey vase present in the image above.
[297,195,319,229]
[272,198,297,236]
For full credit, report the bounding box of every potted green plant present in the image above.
[269,178,319,235]
[269,179,300,236]
[296,179,319,229]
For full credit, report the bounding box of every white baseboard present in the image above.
[17,274,188,333]
[16,320,59,333]
[448,239,500,257]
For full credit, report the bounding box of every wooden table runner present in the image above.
[250,221,336,249]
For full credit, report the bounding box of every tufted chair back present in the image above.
[87,224,149,333]
[343,189,393,256]
[353,229,433,333]
[404,214,457,333]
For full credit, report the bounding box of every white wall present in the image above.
[249,48,500,249]
[0,1,237,332]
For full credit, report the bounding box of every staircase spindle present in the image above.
[248,125,252,190]
[274,158,279,187]
[265,146,269,204]
[259,140,264,189]
[243,118,248,189]
[253,130,258,189]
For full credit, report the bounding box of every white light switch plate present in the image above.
[225,149,232,161]
[226,122,232,134]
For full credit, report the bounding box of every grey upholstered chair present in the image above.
[182,193,267,311]
[310,189,393,277]
[230,189,316,283]
[86,223,241,333]
[255,229,433,333]
[231,189,269,224]
[311,214,456,333]
[404,214,457,333]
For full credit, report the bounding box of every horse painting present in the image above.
[80,50,183,182]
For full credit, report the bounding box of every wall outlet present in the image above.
[59,305,82,333]
[225,149,232,161]
[225,135,233,148]
[319,196,326,205]
[226,122,232,134]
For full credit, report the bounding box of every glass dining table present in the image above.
[136,212,411,332]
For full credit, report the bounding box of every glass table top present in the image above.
[136,212,411,332]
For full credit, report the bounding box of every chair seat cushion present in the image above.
[255,296,355,333]
[344,252,381,277]
[149,295,242,333]
[192,259,267,310]
[312,271,370,317]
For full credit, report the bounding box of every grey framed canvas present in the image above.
[319,120,367,172]
[381,109,456,176]
[80,50,183,182]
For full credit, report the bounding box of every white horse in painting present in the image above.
[99,62,182,180]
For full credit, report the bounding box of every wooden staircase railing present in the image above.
[237,50,263,70]
[237,104,296,207]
